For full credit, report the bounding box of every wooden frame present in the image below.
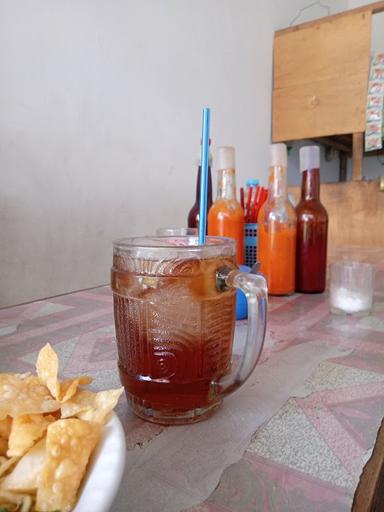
[272,1,384,181]
[353,419,384,512]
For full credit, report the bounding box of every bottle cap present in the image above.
[300,146,320,172]
[246,178,259,187]
[217,146,235,170]
[269,143,287,167]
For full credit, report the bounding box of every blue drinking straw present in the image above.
[198,107,211,245]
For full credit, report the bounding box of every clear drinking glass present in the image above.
[111,236,267,425]
[329,261,374,316]
[156,227,197,236]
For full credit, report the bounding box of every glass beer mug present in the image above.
[111,236,267,425]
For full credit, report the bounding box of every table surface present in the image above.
[1,265,384,512]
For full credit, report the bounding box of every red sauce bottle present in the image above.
[295,146,328,293]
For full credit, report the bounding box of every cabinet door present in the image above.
[272,9,371,142]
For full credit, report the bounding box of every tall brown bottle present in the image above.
[295,146,328,293]
[188,143,213,230]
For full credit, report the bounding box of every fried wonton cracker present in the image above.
[0,489,32,509]
[0,416,12,439]
[7,414,55,457]
[36,419,102,512]
[59,375,93,403]
[1,344,122,511]
[0,417,12,455]
[0,437,7,456]
[36,343,60,399]
[1,437,46,492]
[0,456,19,478]
[0,374,60,419]
[60,388,123,424]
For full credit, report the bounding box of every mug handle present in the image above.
[213,267,268,397]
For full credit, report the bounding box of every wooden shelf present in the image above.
[310,134,384,181]
[311,134,384,158]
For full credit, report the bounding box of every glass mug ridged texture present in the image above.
[111,236,267,425]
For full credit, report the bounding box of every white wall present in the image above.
[0,0,348,306]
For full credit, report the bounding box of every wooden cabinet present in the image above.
[273,8,371,143]
[274,2,384,250]
[272,1,384,181]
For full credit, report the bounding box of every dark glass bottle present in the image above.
[296,146,328,293]
[187,146,213,229]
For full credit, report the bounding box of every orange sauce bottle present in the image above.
[208,146,244,264]
[258,144,296,295]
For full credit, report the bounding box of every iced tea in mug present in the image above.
[111,236,267,425]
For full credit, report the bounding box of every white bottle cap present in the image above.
[217,146,235,170]
[269,143,287,167]
[300,146,320,172]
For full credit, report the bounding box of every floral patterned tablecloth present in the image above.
[1,265,383,512]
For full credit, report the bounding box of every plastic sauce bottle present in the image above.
[188,142,213,230]
[258,143,296,295]
[296,146,328,293]
[208,146,244,264]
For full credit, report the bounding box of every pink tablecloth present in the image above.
[1,269,384,512]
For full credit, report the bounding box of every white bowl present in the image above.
[74,412,126,512]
